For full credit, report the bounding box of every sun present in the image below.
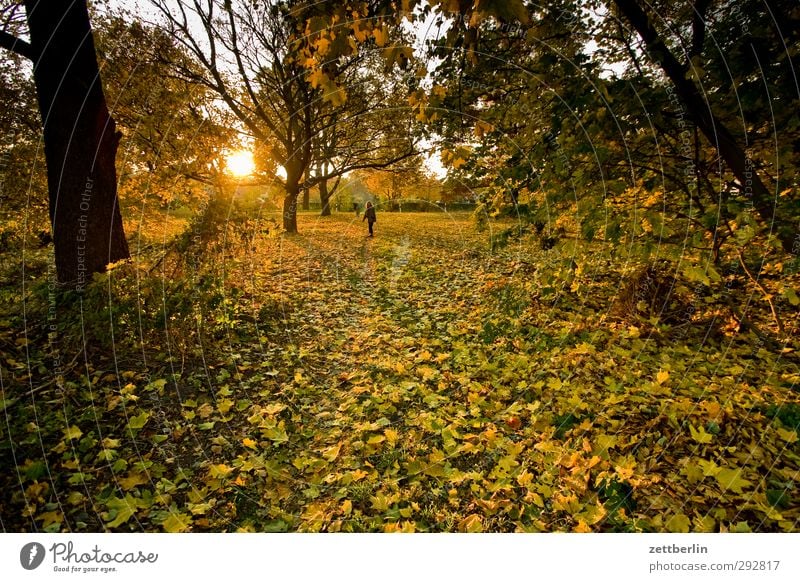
[225,150,255,177]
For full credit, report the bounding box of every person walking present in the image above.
[363,201,377,237]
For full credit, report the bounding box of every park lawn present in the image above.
[1,212,798,532]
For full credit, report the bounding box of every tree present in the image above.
[1,0,130,286]
[151,0,418,232]
[0,36,48,247]
[94,14,234,207]
[311,50,420,216]
[609,0,798,254]
[420,0,798,261]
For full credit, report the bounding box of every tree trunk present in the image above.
[319,179,331,216]
[302,185,310,211]
[283,185,299,233]
[611,0,792,254]
[25,0,130,286]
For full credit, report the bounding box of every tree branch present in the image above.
[0,29,35,59]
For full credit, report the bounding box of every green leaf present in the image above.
[144,379,167,393]
[105,495,146,529]
[127,412,150,430]
[784,287,800,306]
[683,265,710,286]
[0,397,18,412]
[263,426,289,443]
[665,513,691,533]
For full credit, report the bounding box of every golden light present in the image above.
[225,150,255,177]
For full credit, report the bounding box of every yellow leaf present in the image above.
[127,412,150,430]
[784,287,800,306]
[63,425,82,440]
[263,403,287,415]
[373,25,388,47]
[384,428,399,444]
[242,437,257,449]
[681,461,704,484]
[314,35,331,56]
[656,369,669,384]
[517,470,534,488]
[349,469,369,481]
[698,459,720,477]
[352,21,370,43]
[162,512,192,533]
[694,514,716,532]
[217,399,234,414]
[776,428,798,443]
[208,464,234,479]
[666,513,691,533]
[573,520,592,533]
[458,514,483,533]
[323,443,341,461]
[326,85,347,107]
[38,510,63,529]
[118,472,149,491]
[689,424,713,444]
[370,493,390,512]
[715,467,752,494]
[308,68,327,89]
[342,499,352,515]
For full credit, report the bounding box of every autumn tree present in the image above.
[94,14,234,207]
[607,0,799,254]
[151,0,417,232]
[0,0,130,285]
[420,0,798,261]
[0,31,47,246]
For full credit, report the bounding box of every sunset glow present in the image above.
[225,150,255,177]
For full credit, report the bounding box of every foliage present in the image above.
[94,14,235,207]
[1,214,798,533]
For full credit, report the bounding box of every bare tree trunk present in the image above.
[612,0,792,254]
[302,185,310,211]
[26,0,130,286]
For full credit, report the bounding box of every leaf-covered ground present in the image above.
[1,212,799,532]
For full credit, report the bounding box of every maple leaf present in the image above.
[715,467,752,494]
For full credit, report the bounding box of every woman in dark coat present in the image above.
[363,201,376,236]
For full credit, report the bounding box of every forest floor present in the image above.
[1,212,799,532]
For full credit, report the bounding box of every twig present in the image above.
[737,250,785,335]
[722,294,783,352]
